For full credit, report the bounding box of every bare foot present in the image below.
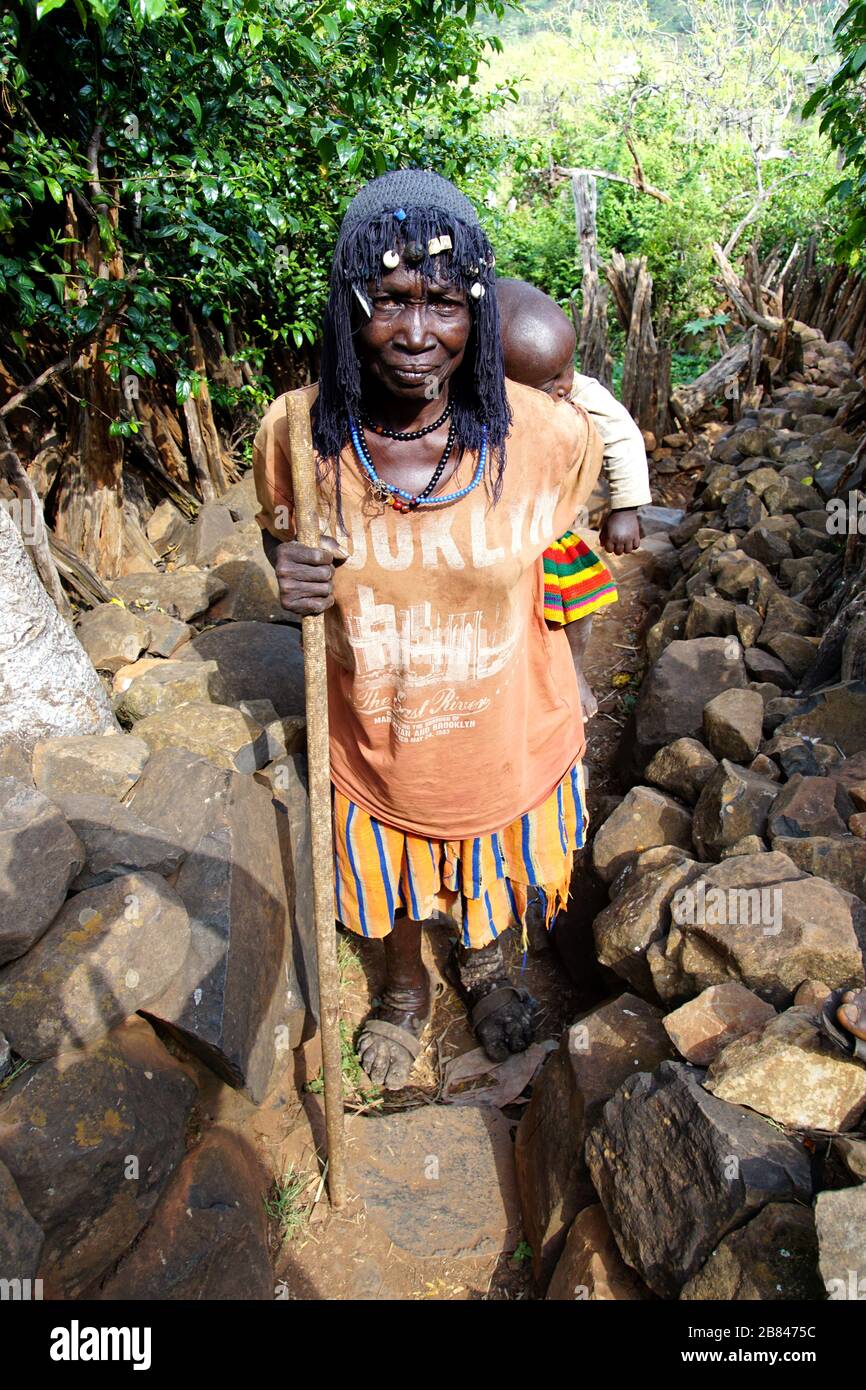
[837,989,866,1041]
[357,973,431,1090]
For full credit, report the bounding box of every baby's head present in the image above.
[498,277,576,399]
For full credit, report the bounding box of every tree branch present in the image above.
[0,266,139,419]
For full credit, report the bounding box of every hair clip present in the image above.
[393,208,407,222]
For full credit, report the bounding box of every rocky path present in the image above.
[2,324,864,1301]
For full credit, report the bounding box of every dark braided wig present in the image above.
[312,170,512,505]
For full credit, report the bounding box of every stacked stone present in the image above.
[0,473,316,1299]
[515,330,866,1302]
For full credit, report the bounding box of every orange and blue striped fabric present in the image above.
[333,759,587,949]
[543,531,617,624]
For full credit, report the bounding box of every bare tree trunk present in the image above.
[0,508,117,752]
[53,182,126,579]
[571,173,613,388]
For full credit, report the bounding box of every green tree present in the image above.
[803,0,866,261]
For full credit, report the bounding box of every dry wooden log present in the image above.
[670,331,754,423]
[549,162,672,204]
[48,531,114,608]
[711,243,783,334]
[0,416,71,619]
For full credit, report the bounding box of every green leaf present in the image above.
[45,177,64,203]
[35,0,68,19]
[181,93,202,125]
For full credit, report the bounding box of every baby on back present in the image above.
[497,276,651,553]
[498,277,652,721]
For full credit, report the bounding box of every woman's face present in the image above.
[356,263,471,401]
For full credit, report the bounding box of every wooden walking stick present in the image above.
[285,391,348,1210]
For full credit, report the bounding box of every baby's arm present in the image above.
[569,374,652,554]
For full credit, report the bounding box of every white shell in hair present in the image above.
[352,285,373,317]
[470,281,485,299]
[382,249,400,269]
[428,237,442,255]
[438,234,452,251]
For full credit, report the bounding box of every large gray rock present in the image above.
[759,591,817,645]
[776,681,866,757]
[645,738,718,806]
[585,1060,813,1297]
[114,660,229,723]
[692,759,779,859]
[0,1017,196,1298]
[645,601,690,665]
[592,785,693,885]
[206,551,292,624]
[767,775,854,841]
[0,872,191,1059]
[75,604,152,673]
[680,1203,822,1301]
[663,982,776,1066]
[705,1005,866,1133]
[764,632,819,679]
[133,702,269,773]
[50,792,187,888]
[141,769,308,1103]
[122,746,231,855]
[651,853,865,1008]
[173,621,305,718]
[815,1186,866,1300]
[703,688,764,762]
[547,1204,652,1301]
[594,859,706,996]
[630,637,747,768]
[772,834,866,899]
[110,568,227,623]
[174,502,236,567]
[32,734,149,801]
[0,1156,44,1286]
[351,1104,521,1260]
[0,778,84,966]
[144,612,192,659]
[514,993,673,1284]
[97,1127,272,1301]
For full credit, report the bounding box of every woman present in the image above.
[254,170,603,1090]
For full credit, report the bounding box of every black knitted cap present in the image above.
[340,168,481,236]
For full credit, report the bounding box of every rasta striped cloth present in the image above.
[543,531,617,624]
[333,759,587,950]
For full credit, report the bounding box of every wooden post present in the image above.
[284,392,347,1211]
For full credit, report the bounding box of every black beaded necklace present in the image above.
[354,415,458,512]
[360,400,452,441]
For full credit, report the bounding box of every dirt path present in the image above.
[259,513,672,1301]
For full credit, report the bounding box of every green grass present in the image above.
[305,1019,383,1109]
[264,1165,315,1243]
[0,1059,30,1091]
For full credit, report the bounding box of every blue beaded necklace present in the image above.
[349,414,487,512]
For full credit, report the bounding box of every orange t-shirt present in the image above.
[253,378,603,839]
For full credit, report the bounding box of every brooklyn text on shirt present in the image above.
[283,491,561,572]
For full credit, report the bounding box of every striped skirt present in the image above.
[333,760,587,949]
[543,532,617,624]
